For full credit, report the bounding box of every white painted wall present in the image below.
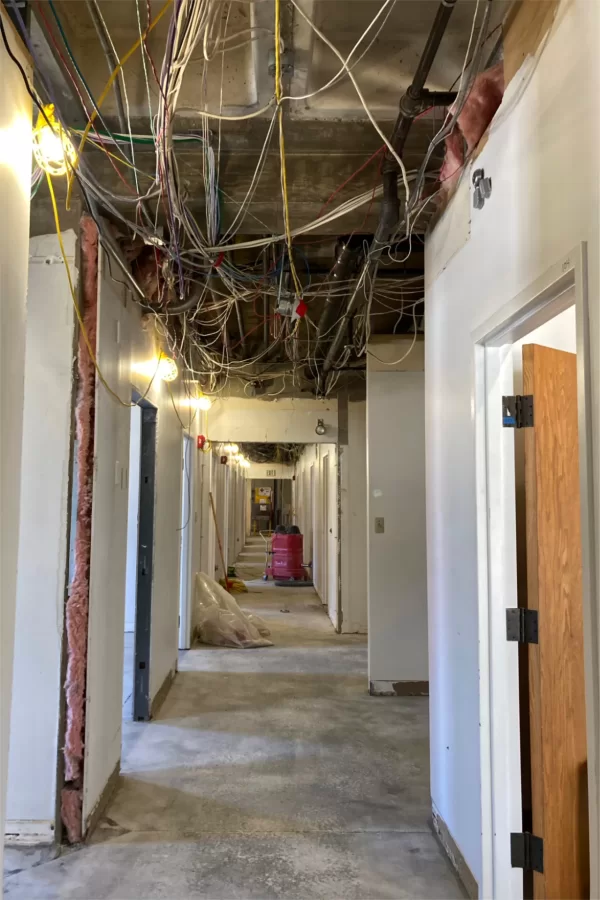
[425,0,600,886]
[124,406,141,633]
[5,234,75,843]
[339,401,368,633]
[0,10,33,865]
[295,444,338,627]
[208,397,338,443]
[83,248,133,830]
[367,368,427,691]
[83,249,200,830]
[246,461,294,480]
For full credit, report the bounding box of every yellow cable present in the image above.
[274,0,303,298]
[66,0,173,209]
[46,172,160,409]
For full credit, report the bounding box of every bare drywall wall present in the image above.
[82,252,200,831]
[208,397,338,443]
[425,0,600,887]
[82,246,132,831]
[339,401,368,633]
[5,234,75,843]
[0,9,33,865]
[367,367,427,692]
[295,444,338,627]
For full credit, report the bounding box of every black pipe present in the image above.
[420,90,458,108]
[313,239,361,361]
[321,0,457,379]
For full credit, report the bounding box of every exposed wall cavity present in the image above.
[61,216,98,843]
[440,63,505,195]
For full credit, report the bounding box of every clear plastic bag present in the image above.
[193,572,273,649]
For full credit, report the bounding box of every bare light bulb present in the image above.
[33,105,76,177]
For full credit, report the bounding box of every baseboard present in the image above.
[431,802,478,899]
[150,666,176,719]
[369,680,429,696]
[4,819,55,846]
[83,760,120,839]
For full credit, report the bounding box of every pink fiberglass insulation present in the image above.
[439,62,505,197]
[61,787,83,845]
[61,214,98,842]
[457,62,504,153]
[439,130,465,194]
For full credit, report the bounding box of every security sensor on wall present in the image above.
[315,419,326,436]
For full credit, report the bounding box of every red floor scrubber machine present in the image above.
[263,526,313,586]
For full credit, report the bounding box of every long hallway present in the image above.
[5,581,463,899]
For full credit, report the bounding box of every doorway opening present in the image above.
[474,245,597,899]
[123,406,141,721]
[123,395,158,724]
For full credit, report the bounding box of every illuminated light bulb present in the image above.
[224,443,239,454]
[183,394,212,411]
[240,459,251,468]
[32,105,76,177]
[157,357,178,382]
[132,356,178,382]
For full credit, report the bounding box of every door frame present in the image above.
[178,432,194,650]
[472,243,598,898]
[133,396,157,722]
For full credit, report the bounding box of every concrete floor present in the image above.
[4,578,464,899]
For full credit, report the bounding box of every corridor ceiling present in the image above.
[23,0,508,395]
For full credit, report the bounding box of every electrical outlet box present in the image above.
[374,517,384,534]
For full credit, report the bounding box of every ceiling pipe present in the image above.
[313,238,362,362]
[321,0,458,381]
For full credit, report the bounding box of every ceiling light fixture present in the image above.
[315,419,326,436]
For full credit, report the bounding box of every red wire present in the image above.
[317,145,385,219]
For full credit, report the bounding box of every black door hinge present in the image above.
[506,608,538,644]
[503,395,534,428]
[510,832,544,873]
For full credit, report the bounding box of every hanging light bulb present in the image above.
[196,394,212,411]
[183,394,212,411]
[132,355,178,382]
[32,104,76,177]
[224,443,239,454]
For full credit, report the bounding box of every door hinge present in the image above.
[510,832,544,873]
[506,608,538,644]
[502,395,534,428]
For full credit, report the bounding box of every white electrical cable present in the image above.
[289,0,411,204]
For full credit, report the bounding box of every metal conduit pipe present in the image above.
[321,0,458,379]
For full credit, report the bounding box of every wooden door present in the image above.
[523,343,589,899]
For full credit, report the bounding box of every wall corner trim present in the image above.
[151,667,177,719]
[431,801,479,899]
[83,760,120,840]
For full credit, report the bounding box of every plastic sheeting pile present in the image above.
[193,572,273,649]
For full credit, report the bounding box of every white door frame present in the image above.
[472,243,598,899]
[178,433,194,650]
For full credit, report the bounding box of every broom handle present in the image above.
[209,491,229,587]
